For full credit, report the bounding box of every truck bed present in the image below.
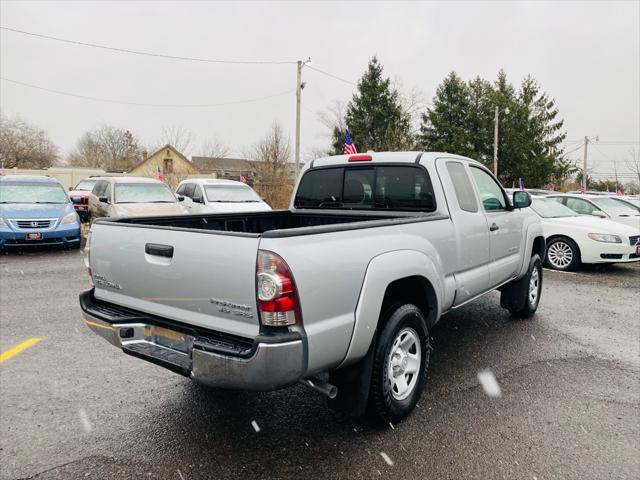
[97,210,438,238]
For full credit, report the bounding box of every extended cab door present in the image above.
[436,158,491,305]
[468,166,525,286]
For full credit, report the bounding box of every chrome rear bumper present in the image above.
[80,290,305,391]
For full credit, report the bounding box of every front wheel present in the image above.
[501,254,543,319]
[545,237,580,271]
[368,304,430,423]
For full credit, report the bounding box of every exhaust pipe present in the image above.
[299,377,338,399]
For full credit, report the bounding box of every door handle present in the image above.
[145,243,174,258]
[489,223,499,232]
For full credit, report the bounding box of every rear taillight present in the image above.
[256,250,301,326]
[83,230,93,286]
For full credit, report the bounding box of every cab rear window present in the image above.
[294,165,436,211]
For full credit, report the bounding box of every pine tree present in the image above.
[466,76,494,165]
[331,57,412,153]
[419,71,471,155]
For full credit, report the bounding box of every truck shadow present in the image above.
[118,292,551,478]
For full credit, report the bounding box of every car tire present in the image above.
[368,303,430,423]
[545,237,580,271]
[501,254,543,319]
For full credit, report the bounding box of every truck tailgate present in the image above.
[89,223,260,338]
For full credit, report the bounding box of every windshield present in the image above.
[74,179,97,191]
[0,183,69,204]
[531,198,578,218]
[115,183,177,203]
[591,197,640,216]
[204,184,262,203]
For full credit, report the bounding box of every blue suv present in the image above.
[0,175,81,249]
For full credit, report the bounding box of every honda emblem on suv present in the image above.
[30,221,39,228]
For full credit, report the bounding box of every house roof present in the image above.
[191,156,254,173]
[129,144,192,172]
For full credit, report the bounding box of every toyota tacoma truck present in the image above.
[80,152,545,422]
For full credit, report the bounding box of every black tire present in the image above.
[501,254,543,319]
[545,237,580,271]
[368,304,430,423]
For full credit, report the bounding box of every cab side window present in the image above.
[184,183,196,199]
[446,161,478,212]
[192,185,204,203]
[176,184,186,195]
[469,167,507,211]
[92,181,107,198]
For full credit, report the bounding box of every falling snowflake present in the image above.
[379,452,394,466]
[251,420,261,432]
[477,369,502,398]
[78,407,93,433]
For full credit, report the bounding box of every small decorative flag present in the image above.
[156,164,164,181]
[579,183,586,194]
[518,178,525,191]
[343,129,357,155]
[239,171,246,183]
[615,183,622,196]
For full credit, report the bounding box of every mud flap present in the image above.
[328,335,377,417]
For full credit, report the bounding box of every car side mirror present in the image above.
[177,195,185,202]
[99,196,109,203]
[512,191,531,209]
[592,210,607,218]
[68,186,73,191]
[193,197,203,204]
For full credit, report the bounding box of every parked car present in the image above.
[0,175,81,249]
[176,179,271,214]
[68,177,100,221]
[505,187,552,196]
[80,151,545,422]
[530,196,640,270]
[610,196,640,212]
[88,177,187,221]
[547,193,640,229]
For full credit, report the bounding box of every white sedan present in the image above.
[176,179,272,214]
[546,193,640,229]
[530,197,640,271]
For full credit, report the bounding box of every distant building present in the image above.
[192,156,256,183]
[129,144,199,186]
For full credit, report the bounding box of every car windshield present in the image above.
[204,184,262,202]
[74,179,97,191]
[531,198,578,218]
[0,183,69,204]
[591,197,640,216]
[115,183,177,203]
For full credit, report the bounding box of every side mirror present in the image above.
[512,191,531,209]
[193,197,203,204]
[177,195,185,202]
[592,210,607,218]
[99,196,109,203]
[68,186,73,191]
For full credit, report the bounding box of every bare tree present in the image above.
[67,125,142,172]
[200,136,230,159]
[249,122,293,209]
[627,148,640,185]
[0,113,59,168]
[155,126,194,157]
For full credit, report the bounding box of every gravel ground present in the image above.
[0,248,638,480]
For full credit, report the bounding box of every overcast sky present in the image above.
[1,0,638,179]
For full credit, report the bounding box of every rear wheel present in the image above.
[368,304,430,423]
[545,237,580,271]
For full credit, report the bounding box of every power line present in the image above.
[0,76,294,108]
[306,65,356,86]
[0,26,296,65]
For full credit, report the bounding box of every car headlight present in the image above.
[587,233,622,243]
[60,212,79,225]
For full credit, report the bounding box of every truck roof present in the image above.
[178,178,251,187]
[309,151,481,169]
[106,176,166,184]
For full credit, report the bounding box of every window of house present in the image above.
[163,158,174,174]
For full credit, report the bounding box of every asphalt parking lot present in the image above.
[1,248,638,480]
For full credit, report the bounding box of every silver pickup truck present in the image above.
[80,152,545,422]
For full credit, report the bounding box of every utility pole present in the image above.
[493,106,499,176]
[294,57,311,181]
[582,135,589,191]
